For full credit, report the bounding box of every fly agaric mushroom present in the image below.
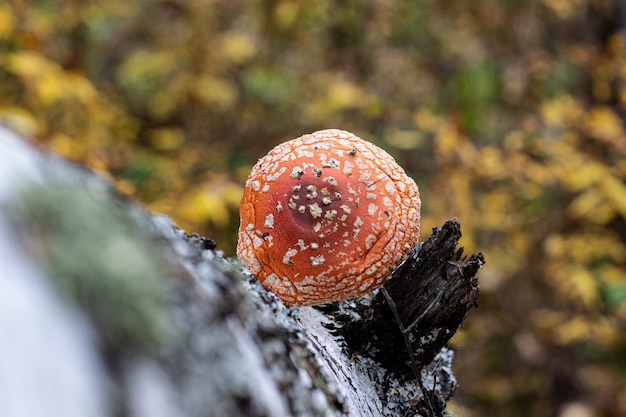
[237,129,420,306]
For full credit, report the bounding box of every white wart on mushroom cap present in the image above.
[237,129,421,306]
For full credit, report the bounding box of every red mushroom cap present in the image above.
[237,129,420,306]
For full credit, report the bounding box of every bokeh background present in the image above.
[2,0,625,416]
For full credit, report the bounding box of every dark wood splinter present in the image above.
[336,219,484,416]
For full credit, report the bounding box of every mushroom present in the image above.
[237,129,421,306]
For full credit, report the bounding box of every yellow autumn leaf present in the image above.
[49,133,82,160]
[543,234,566,258]
[568,188,615,224]
[115,179,138,196]
[599,264,626,286]
[6,52,42,78]
[0,4,15,38]
[146,127,186,151]
[85,156,110,175]
[586,106,624,142]
[599,175,626,217]
[116,49,181,90]
[568,268,600,308]
[555,316,590,345]
[413,108,444,133]
[219,32,257,64]
[66,72,99,104]
[590,317,620,348]
[478,190,516,229]
[175,175,244,228]
[523,159,553,187]
[325,79,364,110]
[0,107,40,137]
[178,190,230,226]
[477,146,507,179]
[550,232,625,264]
[36,74,67,105]
[274,1,299,28]
[434,122,473,163]
[541,0,583,19]
[532,309,567,332]
[193,75,238,108]
[434,123,458,159]
[8,52,65,105]
[384,128,423,150]
[540,95,583,128]
[305,77,367,120]
[221,181,245,209]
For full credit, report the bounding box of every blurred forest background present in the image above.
[1,0,625,416]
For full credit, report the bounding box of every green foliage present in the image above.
[1,0,626,415]
[447,59,501,136]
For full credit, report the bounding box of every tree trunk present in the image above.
[0,126,484,417]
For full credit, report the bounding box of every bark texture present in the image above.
[312,221,483,416]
